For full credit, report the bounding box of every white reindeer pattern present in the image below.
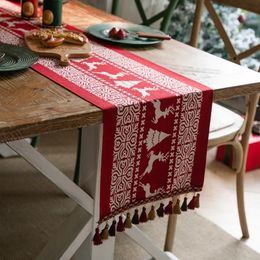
[81,61,105,71]
[140,183,164,198]
[4,20,24,27]
[151,100,174,124]
[95,71,125,79]
[140,151,169,179]
[133,87,155,97]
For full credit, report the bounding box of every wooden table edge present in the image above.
[1,0,260,143]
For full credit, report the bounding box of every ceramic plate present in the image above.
[87,22,166,45]
[0,43,38,72]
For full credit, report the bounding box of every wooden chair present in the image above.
[190,0,260,63]
[111,0,181,33]
[165,96,259,251]
[164,0,260,251]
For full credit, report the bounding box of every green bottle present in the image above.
[42,0,62,27]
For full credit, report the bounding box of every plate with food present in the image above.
[24,28,91,65]
[0,43,38,72]
[87,22,171,46]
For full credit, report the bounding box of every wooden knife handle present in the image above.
[137,32,171,40]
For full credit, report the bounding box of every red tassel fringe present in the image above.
[156,203,165,217]
[93,193,201,245]
[181,196,188,211]
[164,201,173,214]
[132,209,139,224]
[139,207,148,223]
[109,219,116,236]
[93,227,103,245]
[117,215,125,232]
[188,195,196,210]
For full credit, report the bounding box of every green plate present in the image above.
[0,43,38,72]
[87,22,166,46]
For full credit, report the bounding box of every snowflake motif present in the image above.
[0,26,23,45]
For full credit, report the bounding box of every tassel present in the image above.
[156,203,164,217]
[181,197,188,211]
[188,195,196,210]
[195,193,200,208]
[117,215,125,232]
[109,219,116,236]
[173,199,181,215]
[139,207,148,223]
[124,212,132,228]
[101,223,109,240]
[93,227,103,245]
[132,209,139,225]
[164,201,173,215]
[148,205,156,221]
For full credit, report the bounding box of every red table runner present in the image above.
[0,1,213,223]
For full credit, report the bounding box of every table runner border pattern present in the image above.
[29,58,208,223]
[0,2,213,225]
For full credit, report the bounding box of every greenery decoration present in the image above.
[168,0,259,70]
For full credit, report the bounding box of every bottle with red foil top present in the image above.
[42,0,63,27]
[21,0,38,19]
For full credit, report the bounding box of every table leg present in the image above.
[125,225,178,260]
[74,124,116,260]
[6,124,179,260]
[6,140,94,214]
[36,206,93,260]
[6,139,94,259]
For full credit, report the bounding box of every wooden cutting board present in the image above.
[24,31,91,66]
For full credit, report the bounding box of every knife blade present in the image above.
[135,32,171,40]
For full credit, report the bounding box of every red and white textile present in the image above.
[0,1,213,222]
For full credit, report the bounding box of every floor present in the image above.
[202,148,260,254]
[1,129,260,257]
[36,130,260,255]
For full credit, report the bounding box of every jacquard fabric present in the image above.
[0,1,213,222]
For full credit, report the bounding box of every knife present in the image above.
[135,32,171,40]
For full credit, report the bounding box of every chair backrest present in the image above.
[213,0,260,14]
[111,0,181,33]
[190,0,260,64]
[190,0,260,145]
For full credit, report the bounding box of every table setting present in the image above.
[1,0,213,245]
[1,1,260,259]
[0,0,172,67]
[87,22,171,45]
[0,43,38,71]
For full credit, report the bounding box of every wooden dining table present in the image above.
[1,0,260,259]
